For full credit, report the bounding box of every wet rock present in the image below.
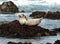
[18,42,22,44]
[46,43,52,44]
[7,42,16,44]
[28,42,32,44]
[23,42,32,44]
[45,11,60,19]
[0,1,19,14]
[0,20,57,38]
[54,40,60,44]
[30,11,60,19]
[21,10,25,13]
[30,11,45,18]
[7,42,32,44]
[39,30,57,36]
[0,20,43,38]
[52,28,60,33]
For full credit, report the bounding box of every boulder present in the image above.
[21,10,25,13]
[30,11,60,19]
[52,28,60,33]
[0,1,19,14]
[7,42,16,44]
[30,11,45,18]
[54,40,60,44]
[0,20,57,38]
[44,11,60,19]
[46,43,52,44]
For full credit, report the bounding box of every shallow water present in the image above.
[0,35,60,44]
[0,13,60,44]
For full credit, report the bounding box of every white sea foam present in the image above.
[0,0,60,6]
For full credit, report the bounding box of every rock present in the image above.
[52,28,60,33]
[46,43,52,44]
[37,29,57,36]
[0,20,57,38]
[0,1,19,14]
[7,42,32,44]
[7,42,16,44]
[30,11,45,18]
[44,11,60,19]
[54,40,60,44]
[21,10,25,13]
[18,42,22,44]
[30,11,60,19]
[23,42,32,44]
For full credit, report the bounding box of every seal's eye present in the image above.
[19,15,21,18]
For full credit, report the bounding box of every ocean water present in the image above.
[0,0,60,12]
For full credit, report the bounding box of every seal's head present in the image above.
[19,13,26,18]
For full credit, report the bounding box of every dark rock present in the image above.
[30,11,45,18]
[18,42,22,44]
[39,30,57,36]
[21,10,25,13]
[30,11,60,19]
[28,42,32,44]
[52,28,60,33]
[0,20,44,38]
[0,1,19,14]
[7,42,32,44]
[54,40,60,44]
[23,42,28,44]
[23,42,32,44]
[7,42,16,44]
[46,43,52,44]
[0,20,57,38]
[44,11,60,19]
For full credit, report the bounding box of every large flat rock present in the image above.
[0,20,57,38]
